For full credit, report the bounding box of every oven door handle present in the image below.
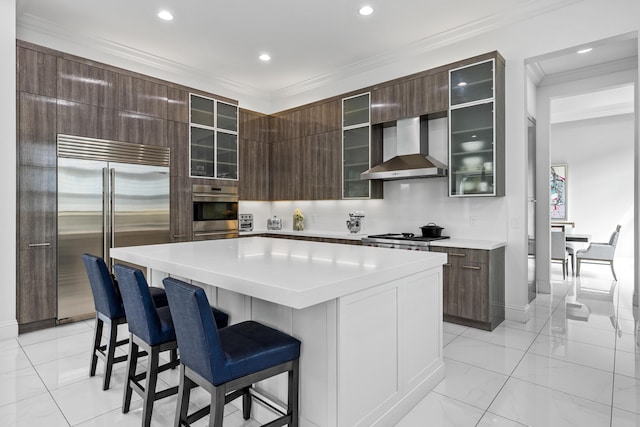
[192,194,239,203]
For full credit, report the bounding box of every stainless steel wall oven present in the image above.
[192,184,239,240]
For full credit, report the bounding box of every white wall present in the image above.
[1,0,18,340]
[551,113,634,257]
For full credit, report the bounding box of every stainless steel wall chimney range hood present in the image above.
[360,117,447,180]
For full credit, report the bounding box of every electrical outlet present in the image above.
[470,216,478,227]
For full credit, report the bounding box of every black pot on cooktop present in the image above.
[420,222,444,238]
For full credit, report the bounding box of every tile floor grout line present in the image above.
[15,337,74,426]
[473,305,556,426]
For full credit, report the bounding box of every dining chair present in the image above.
[551,230,570,279]
[82,253,169,390]
[162,277,301,427]
[576,224,622,280]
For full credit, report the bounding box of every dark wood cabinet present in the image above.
[168,120,189,177]
[406,71,448,117]
[57,58,116,108]
[270,139,302,200]
[170,176,192,242]
[18,247,56,329]
[371,71,448,124]
[239,138,270,200]
[116,110,167,146]
[302,131,341,200]
[371,82,408,124]
[430,245,504,330]
[167,88,189,123]
[117,75,168,119]
[238,109,270,200]
[17,47,57,98]
[57,100,116,141]
[17,166,57,330]
[18,93,57,167]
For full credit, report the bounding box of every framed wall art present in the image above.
[550,164,567,220]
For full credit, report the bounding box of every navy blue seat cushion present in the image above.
[149,287,169,308]
[155,306,177,343]
[218,321,300,386]
[211,307,229,329]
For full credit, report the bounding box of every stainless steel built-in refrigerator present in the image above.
[57,135,170,322]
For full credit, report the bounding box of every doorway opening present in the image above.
[525,32,638,307]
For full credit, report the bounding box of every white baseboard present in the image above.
[0,319,19,341]
[505,303,530,324]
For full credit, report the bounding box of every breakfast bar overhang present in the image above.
[111,237,447,427]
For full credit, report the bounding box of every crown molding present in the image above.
[16,14,272,107]
[552,101,634,123]
[276,0,583,100]
[17,0,581,112]
[539,56,638,87]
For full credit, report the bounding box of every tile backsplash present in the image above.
[240,179,507,241]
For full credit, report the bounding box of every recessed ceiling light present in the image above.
[158,10,174,21]
[259,53,271,62]
[457,81,468,87]
[359,6,374,16]
[577,47,593,54]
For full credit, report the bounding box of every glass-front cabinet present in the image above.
[190,94,238,180]
[342,93,371,199]
[448,57,504,197]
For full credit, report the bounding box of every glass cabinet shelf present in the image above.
[342,93,372,199]
[450,60,494,106]
[448,56,503,197]
[190,94,238,180]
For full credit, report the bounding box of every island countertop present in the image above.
[110,236,446,310]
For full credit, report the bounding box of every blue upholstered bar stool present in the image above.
[162,277,301,427]
[82,253,169,390]
[113,264,180,427]
[114,264,230,427]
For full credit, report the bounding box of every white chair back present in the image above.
[551,230,567,261]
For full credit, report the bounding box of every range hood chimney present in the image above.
[360,117,447,180]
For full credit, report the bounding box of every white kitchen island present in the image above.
[111,237,446,427]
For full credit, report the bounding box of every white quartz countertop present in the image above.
[240,228,365,241]
[430,238,506,250]
[110,237,446,309]
[241,229,505,250]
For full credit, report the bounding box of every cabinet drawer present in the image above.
[430,246,488,264]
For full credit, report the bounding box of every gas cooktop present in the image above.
[366,233,450,242]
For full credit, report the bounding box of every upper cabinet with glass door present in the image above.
[190,94,238,180]
[342,93,372,199]
[448,54,505,197]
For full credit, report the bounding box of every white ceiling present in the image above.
[528,34,637,123]
[17,0,572,98]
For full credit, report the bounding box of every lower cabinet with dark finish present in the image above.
[430,245,505,330]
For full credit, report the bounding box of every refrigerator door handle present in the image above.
[103,167,111,269]
[108,168,116,268]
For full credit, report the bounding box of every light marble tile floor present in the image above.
[2,258,639,426]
